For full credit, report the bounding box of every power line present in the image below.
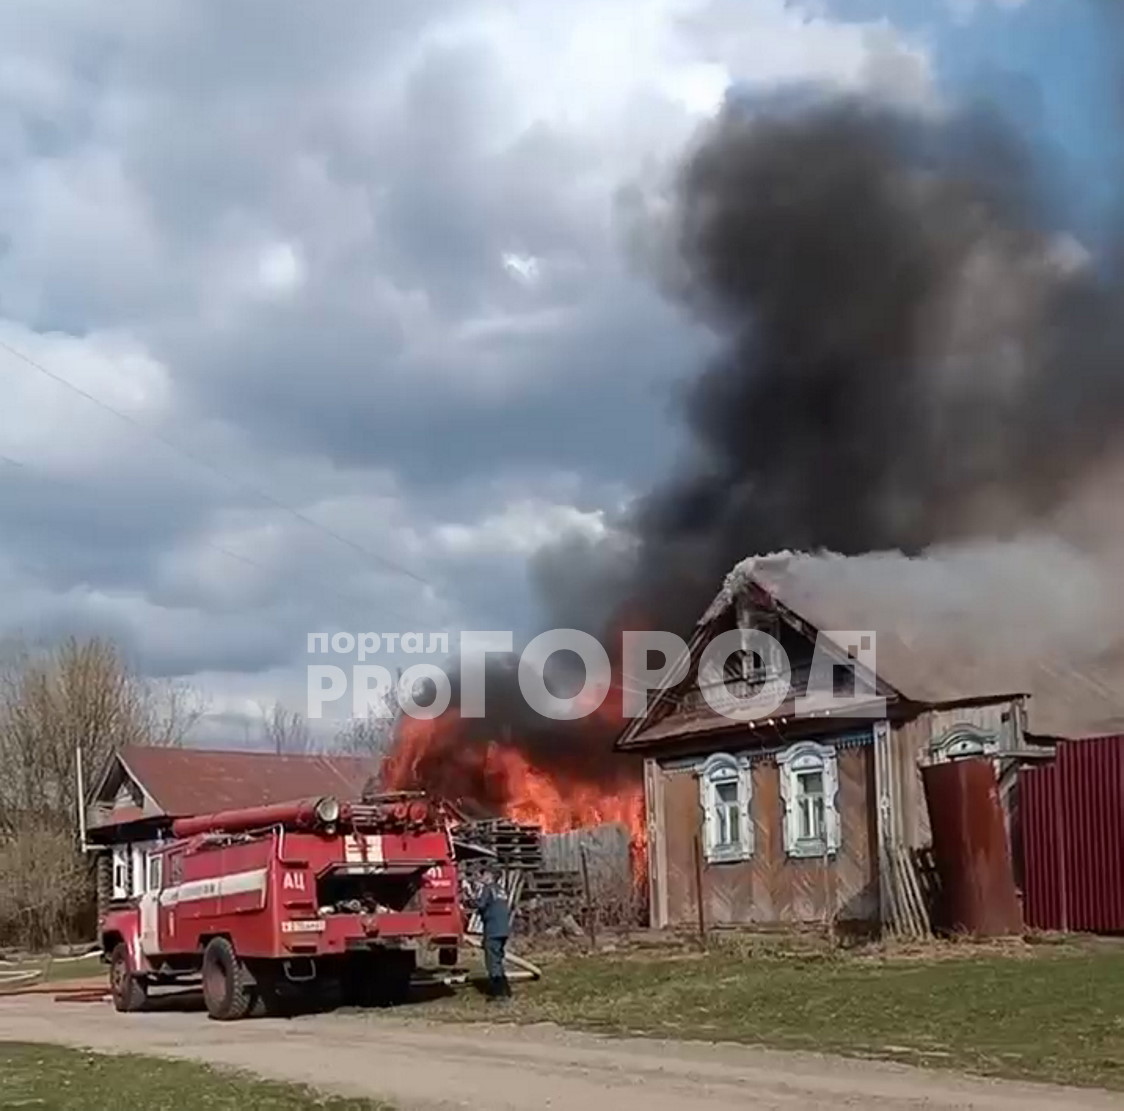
[175,538,423,641]
[0,336,433,590]
[195,535,423,629]
[0,446,424,629]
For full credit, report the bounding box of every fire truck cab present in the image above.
[99,792,462,1020]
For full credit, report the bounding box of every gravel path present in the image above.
[0,994,1119,1111]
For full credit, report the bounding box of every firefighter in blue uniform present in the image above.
[470,866,511,1000]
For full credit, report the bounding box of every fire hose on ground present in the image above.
[0,943,103,996]
[447,934,543,984]
[0,969,43,992]
[0,943,100,967]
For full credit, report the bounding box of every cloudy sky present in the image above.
[0,0,1113,739]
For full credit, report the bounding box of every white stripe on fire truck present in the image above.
[343,834,384,864]
[158,867,268,907]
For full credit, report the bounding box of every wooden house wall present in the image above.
[888,701,1019,849]
[928,702,1017,738]
[95,854,112,926]
[887,717,931,849]
[654,746,878,928]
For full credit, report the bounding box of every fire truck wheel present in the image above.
[109,943,147,1013]
[201,937,254,1021]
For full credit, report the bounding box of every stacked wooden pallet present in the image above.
[456,818,595,934]
[452,818,544,871]
[524,869,583,900]
[519,869,585,935]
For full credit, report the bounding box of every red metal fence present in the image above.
[1020,735,1124,934]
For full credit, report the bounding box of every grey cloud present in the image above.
[0,453,214,589]
[0,0,942,723]
[171,273,705,488]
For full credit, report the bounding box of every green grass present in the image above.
[34,954,104,982]
[412,943,1124,1090]
[0,1043,393,1110]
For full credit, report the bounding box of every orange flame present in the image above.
[381,688,647,853]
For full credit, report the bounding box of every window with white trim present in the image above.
[131,844,147,898]
[795,767,826,841]
[146,853,163,893]
[698,753,753,863]
[111,846,129,900]
[778,742,841,858]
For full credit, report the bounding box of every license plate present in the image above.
[281,919,326,933]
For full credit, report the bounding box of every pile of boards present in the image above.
[452,818,583,932]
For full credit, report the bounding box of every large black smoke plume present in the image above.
[390,67,1124,800]
[537,93,1124,636]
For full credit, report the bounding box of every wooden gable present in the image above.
[617,581,899,754]
[86,750,164,834]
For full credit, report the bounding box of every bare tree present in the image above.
[0,638,199,831]
[147,678,207,747]
[0,636,203,948]
[330,708,396,761]
[326,673,399,765]
[258,701,311,755]
[0,823,89,951]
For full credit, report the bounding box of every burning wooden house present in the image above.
[382,706,648,931]
[617,553,1124,934]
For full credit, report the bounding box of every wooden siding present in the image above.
[888,717,931,848]
[87,757,161,832]
[643,757,668,927]
[656,745,878,927]
[927,702,1021,754]
[95,854,112,927]
[889,701,1021,849]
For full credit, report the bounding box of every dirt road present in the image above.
[0,994,1119,1111]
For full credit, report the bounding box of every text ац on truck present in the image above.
[98,791,463,1019]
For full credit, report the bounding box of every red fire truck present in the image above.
[99,792,463,1020]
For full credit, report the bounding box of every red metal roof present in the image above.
[116,745,376,818]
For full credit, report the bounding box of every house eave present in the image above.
[84,747,167,837]
[618,695,900,754]
[85,813,173,846]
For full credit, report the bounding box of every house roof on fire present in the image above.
[87,745,374,835]
[617,551,1124,749]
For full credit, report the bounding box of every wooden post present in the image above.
[693,833,707,947]
[580,844,597,951]
[873,721,892,933]
[821,845,834,944]
[829,847,839,945]
[643,757,666,929]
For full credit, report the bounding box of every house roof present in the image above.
[105,745,376,819]
[619,551,1124,748]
